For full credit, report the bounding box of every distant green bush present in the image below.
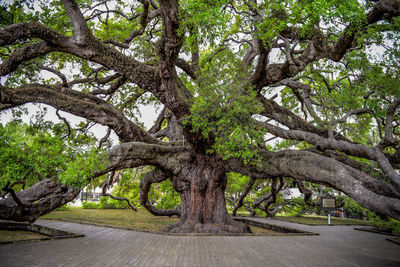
[98,196,129,209]
[98,197,114,209]
[82,201,100,209]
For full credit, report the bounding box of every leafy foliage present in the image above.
[0,118,106,191]
[185,50,265,164]
[179,0,230,48]
[99,196,129,209]
[82,201,101,209]
[155,180,181,210]
[98,168,181,210]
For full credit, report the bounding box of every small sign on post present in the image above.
[321,196,336,225]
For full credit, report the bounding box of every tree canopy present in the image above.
[1,0,400,232]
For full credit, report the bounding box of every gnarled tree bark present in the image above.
[165,155,250,233]
[0,179,79,222]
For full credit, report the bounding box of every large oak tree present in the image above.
[1,0,400,233]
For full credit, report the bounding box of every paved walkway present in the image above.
[1,218,399,266]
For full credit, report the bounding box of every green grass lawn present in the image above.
[0,230,46,242]
[41,207,179,232]
[274,215,375,226]
[44,206,397,233]
[228,207,376,226]
[41,207,275,234]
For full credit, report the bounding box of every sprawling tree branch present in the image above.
[103,0,153,49]
[90,76,128,96]
[275,79,320,121]
[297,181,320,207]
[232,177,256,216]
[226,149,400,220]
[255,0,400,89]
[258,95,346,140]
[0,179,79,222]
[156,0,192,118]
[61,0,93,44]
[2,186,24,207]
[149,108,184,142]
[379,97,400,149]
[0,23,69,47]
[330,0,400,61]
[107,141,191,173]
[0,83,159,143]
[56,109,72,139]
[139,168,180,216]
[101,171,137,211]
[0,42,57,77]
[256,120,400,191]
[176,58,198,80]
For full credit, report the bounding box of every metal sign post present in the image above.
[321,196,336,225]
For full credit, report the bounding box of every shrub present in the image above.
[99,196,129,209]
[110,198,130,209]
[82,201,100,209]
[99,196,115,209]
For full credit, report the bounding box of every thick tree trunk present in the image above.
[164,155,250,233]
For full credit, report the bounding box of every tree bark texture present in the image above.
[165,155,250,233]
[0,179,79,222]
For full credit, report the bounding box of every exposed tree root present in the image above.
[163,217,250,234]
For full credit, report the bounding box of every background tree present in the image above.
[97,167,181,211]
[1,0,400,233]
[0,110,106,221]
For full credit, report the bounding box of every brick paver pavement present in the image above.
[0,218,399,266]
